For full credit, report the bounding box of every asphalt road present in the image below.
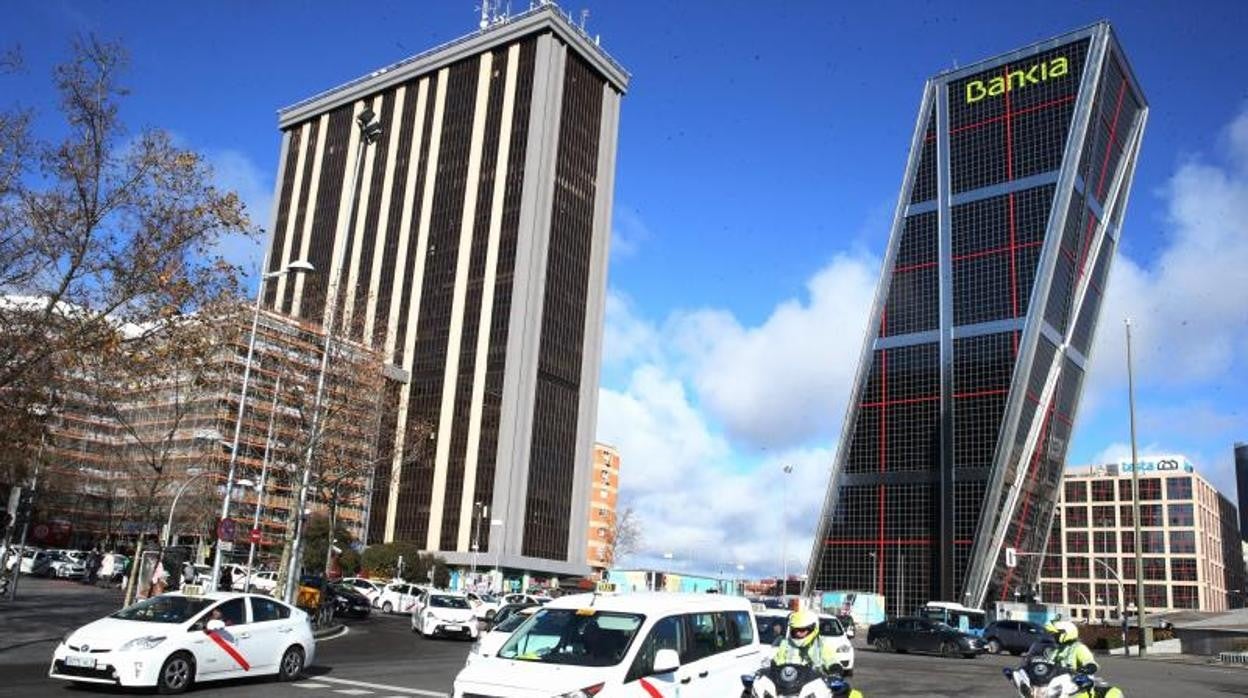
[4,581,1248,697]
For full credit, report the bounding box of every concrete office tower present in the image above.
[808,23,1147,614]
[261,5,628,577]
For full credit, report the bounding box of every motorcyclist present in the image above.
[1045,621,1098,676]
[772,609,841,674]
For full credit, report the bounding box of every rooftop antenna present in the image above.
[579,8,590,31]
[477,1,489,30]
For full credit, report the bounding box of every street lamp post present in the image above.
[210,260,313,592]
[1126,318,1147,656]
[243,372,282,592]
[285,106,382,604]
[164,470,208,548]
[781,464,793,595]
[868,551,877,597]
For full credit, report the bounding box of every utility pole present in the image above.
[1126,318,1147,655]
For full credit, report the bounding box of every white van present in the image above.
[452,592,764,697]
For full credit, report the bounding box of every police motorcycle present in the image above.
[741,662,864,698]
[1002,648,1124,698]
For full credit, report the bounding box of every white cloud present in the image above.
[205,148,271,276]
[597,252,880,576]
[672,253,879,449]
[1085,106,1248,399]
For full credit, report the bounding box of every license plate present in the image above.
[65,655,96,669]
[445,624,461,631]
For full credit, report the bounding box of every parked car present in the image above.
[19,549,52,576]
[245,570,279,594]
[467,605,539,665]
[328,583,373,619]
[413,591,479,640]
[340,576,385,604]
[47,551,87,579]
[486,601,539,631]
[867,617,983,658]
[982,619,1049,655]
[375,582,421,614]
[501,592,551,606]
[465,591,502,620]
[49,590,315,693]
[453,592,764,697]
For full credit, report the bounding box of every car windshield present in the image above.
[478,594,498,603]
[430,595,471,609]
[819,617,844,636]
[110,595,215,624]
[495,611,534,633]
[498,609,644,667]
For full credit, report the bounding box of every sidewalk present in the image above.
[0,576,124,664]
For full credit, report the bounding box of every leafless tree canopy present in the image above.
[0,37,254,481]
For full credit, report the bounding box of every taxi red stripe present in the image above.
[638,678,663,697]
[207,630,251,671]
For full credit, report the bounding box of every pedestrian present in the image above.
[183,560,195,588]
[219,564,233,592]
[99,551,115,586]
[85,550,100,585]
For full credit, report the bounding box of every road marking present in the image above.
[311,676,448,697]
[333,690,374,696]
[292,683,331,689]
[318,625,351,642]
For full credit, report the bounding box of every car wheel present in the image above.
[873,637,891,653]
[156,651,195,695]
[962,652,977,659]
[986,638,1002,654]
[277,645,305,681]
[940,641,955,657]
[382,601,394,614]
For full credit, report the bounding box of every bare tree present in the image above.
[0,37,253,477]
[603,507,642,568]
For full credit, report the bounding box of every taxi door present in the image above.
[246,596,298,670]
[621,614,685,696]
[189,598,255,678]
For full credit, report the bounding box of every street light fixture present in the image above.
[285,105,382,603]
[209,259,314,592]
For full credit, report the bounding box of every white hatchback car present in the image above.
[376,582,422,614]
[413,591,479,639]
[49,591,315,694]
[466,605,539,665]
[453,592,764,697]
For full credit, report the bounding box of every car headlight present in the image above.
[119,636,167,651]
[557,685,604,698]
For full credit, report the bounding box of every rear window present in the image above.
[819,617,844,637]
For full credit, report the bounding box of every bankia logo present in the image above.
[965,56,1071,104]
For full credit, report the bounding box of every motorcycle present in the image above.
[740,663,864,698]
[1002,653,1123,698]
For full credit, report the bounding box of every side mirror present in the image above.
[206,619,225,632]
[653,648,680,674]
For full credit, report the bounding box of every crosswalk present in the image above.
[292,677,448,697]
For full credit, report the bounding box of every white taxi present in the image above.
[452,592,764,697]
[413,591,480,639]
[49,589,316,694]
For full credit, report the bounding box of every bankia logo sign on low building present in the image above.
[1117,456,1194,475]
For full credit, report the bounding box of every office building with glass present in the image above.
[808,23,1148,615]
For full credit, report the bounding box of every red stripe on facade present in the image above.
[948,94,1077,137]
[1000,400,1056,601]
[878,319,887,597]
[953,388,1008,400]
[1095,79,1129,199]
[951,240,1041,264]
[894,260,939,274]
[860,394,940,409]
[827,538,932,545]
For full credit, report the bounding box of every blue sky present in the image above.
[9,1,1248,576]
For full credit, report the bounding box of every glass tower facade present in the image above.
[808,23,1148,614]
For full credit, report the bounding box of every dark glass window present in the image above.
[1139,504,1163,527]
[1093,530,1116,554]
[1171,586,1198,609]
[1169,530,1196,554]
[1090,480,1115,502]
[1166,477,1193,500]
[1139,479,1162,501]
[1091,505,1115,528]
[1065,531,1088,553]
[1170,558,1197,582]
[1064,481,1087,502]
[1064,506,1088,528]
[1167,503,1194,527]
